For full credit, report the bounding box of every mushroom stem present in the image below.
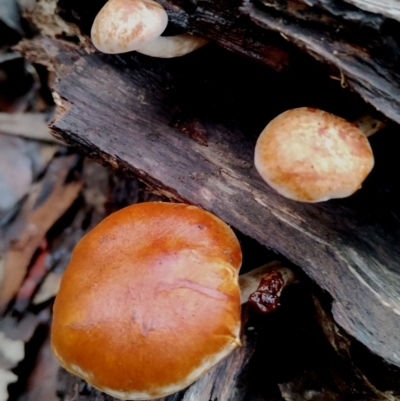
[353,114,386,137]
[239,261,296,313]
[136,33,209,58]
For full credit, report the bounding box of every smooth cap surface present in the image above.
[254,107,374,202]
[51,202,242,400]
[91,0,168,54]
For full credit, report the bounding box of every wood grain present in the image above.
[343,0,400,21]
[241,0,400,125]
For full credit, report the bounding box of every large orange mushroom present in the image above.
[51,202,295,399]
[51,202,242,400]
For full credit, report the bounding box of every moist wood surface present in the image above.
[27,36,400,369]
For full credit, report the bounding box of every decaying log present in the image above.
[19,33,400,378]
[56,0,400,125]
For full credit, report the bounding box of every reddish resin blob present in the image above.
[248,271,285,313]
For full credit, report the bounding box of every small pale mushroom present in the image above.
[254,107,376,203]
[51,202,293,400]
[91,0,208,57]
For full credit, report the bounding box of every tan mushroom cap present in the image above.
[51,202,242,400]
[91,0,168,54]
[254,107,374,202]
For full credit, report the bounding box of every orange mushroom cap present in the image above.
[51,202,242,400]
[254,107,374,202]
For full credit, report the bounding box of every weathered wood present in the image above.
[241,0,400,125]
[343,0,400,21]
[23,36,400,373]
[56,0,400,125]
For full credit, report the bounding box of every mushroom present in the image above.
[91,0,208,57]
[51,202,293,400]
[51,202,241,400]
[254,107,376,203]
